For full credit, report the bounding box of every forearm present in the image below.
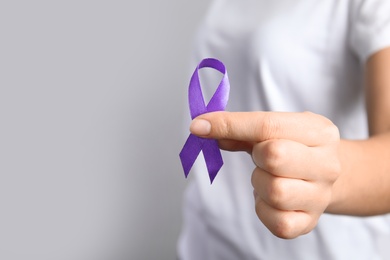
[326,132,390,216]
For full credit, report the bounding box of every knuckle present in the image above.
[325,157,342,183]
[302,111,340,143]
[267,177,288,208]
[308,112,340,142]
[273,216,296,239]
[251,167,260,187]
[262,140,286,172]
[218,115,233,138]
[321,123,340,143]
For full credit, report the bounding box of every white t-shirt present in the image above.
[178,0,390,259]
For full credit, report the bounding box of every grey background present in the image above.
[1,1,208,259]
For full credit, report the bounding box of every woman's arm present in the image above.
[327,47,390,215]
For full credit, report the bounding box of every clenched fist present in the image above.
[190,111,341,239]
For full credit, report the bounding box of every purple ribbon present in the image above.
[179,58,230,184]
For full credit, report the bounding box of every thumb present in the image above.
[190,111,260,141]
[190,111,337,146]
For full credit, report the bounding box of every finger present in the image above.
[251,139,338,180]
[254,197,317,239]
[190,111,339,146]
[218,139,254,153]
[251,167,328,212]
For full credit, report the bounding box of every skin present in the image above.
[189,47,390,239]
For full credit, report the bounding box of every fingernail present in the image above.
[190,119,211,136]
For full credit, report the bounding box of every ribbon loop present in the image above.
[179,58,230,183]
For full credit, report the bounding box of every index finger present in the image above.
[189,111,339,147]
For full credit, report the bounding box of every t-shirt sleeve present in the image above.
[349,0,390,63]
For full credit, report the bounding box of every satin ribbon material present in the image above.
[179,58,230,183]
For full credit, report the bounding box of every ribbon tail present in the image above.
[202,139,223,184]
[179,134,204,178]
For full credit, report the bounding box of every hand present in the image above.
[190,111,341,239]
